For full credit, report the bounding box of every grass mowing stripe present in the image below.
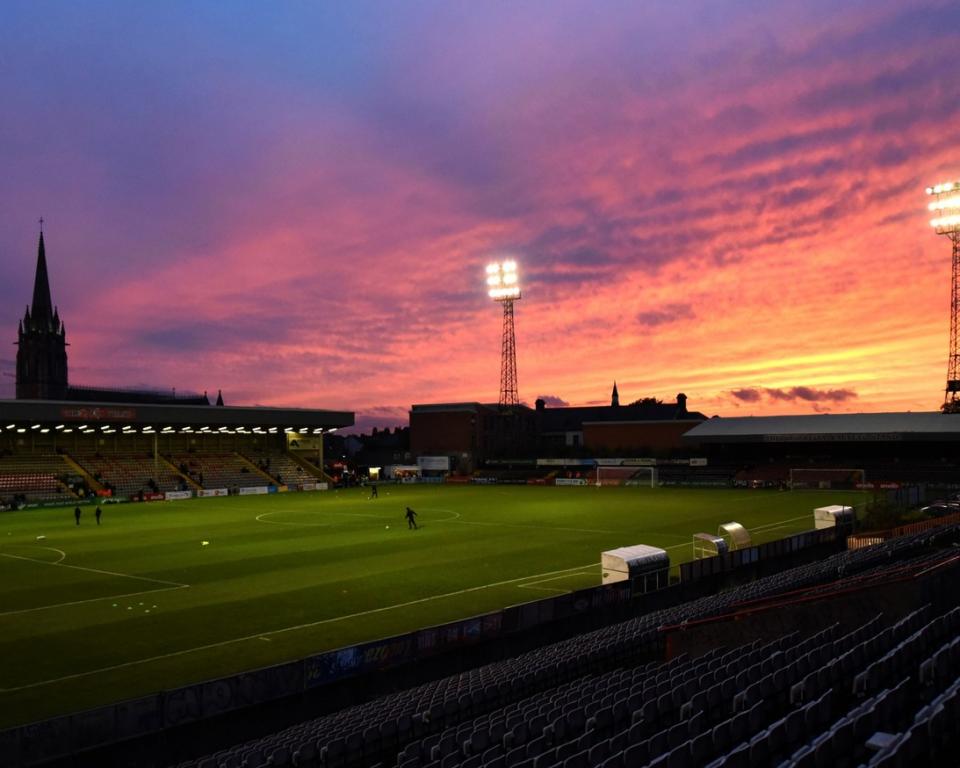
[0,552,189,588]
[0,561,600,693]
[0,485,868,725]
[0,585,188,617]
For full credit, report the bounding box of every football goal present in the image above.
[789,467,866,490]
[595,465,657,488]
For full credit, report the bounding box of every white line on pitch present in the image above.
[0,585,189,618]
[0,553,189,588]
[518,568,597,592]
[0,561,599,693]
[442,519,615,535]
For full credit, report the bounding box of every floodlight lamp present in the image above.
[931,213,960,233]
[17,428,26,433]
[485,259,521,301]
[54,424,64,430]
[489,285,521,300]
[40,428,49,433]
[31,424,41,430]
[926,180,960,233]
[5,424,14,429]
[929,195,960,212]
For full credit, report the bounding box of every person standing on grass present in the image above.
[370,484,378,499]
[405,506,418,530]
[95,505,102,525]
[74,506,81,525]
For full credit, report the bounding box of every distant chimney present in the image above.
[535,398,546,411]
[676,393,687,414]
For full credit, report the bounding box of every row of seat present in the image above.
[172,525,960,768]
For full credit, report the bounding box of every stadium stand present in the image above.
[170,525,960,768]
[0,452,75,503]
[240,449,319,486]
[69,449,185,496]
[169,452,270,490]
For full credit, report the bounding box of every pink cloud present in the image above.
[1,1,958,431]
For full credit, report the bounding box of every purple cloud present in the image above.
[731,386,858,404]
[730,388,763,403]
[637,303,695,327]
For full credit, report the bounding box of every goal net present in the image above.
[595,466,657,488]
[789,467,866,490]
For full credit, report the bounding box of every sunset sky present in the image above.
[1,1,958,431]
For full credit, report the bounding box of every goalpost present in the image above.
[595,465,657,488]
[788,467,866,490]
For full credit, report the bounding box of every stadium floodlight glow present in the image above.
[63,428,73,434]
[77,424,87,430]
[6,424,15,429]
[101,425,110,431]
[16,428,26,433]
[40,428,49,433]
[486,260,521,301]
[31,424,41,430]
[928,181,960,235]
[484,258,522,407]
[928,178,960,411]
[928,195,960,212]
[54,424,64,430]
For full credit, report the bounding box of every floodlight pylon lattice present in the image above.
[486,261,521,408]
[499,299,519,407]
[926,181,960,411]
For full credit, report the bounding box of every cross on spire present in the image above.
[38,216,44,233]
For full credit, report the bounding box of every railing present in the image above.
[848,511,960,550]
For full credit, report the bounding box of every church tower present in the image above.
[16,230,68,399]
[611,381,620,407]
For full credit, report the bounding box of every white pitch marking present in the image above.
[255,511,332,527]
[518,568,597,593]
[0,585,188,618]
[0,552,188,588]
[0,510,840,692]
[0,561,599,693]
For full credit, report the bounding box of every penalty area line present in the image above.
[0,552,189,589]
[0,584,189,618]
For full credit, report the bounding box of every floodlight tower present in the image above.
[927,180,960,412]
[486,260,521,407]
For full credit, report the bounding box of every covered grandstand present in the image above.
[684,412,960,488]
[0,399,353,505]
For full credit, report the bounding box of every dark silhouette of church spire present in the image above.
[30,231,55,326]
[611,381,620,407]
[16,227,68,399]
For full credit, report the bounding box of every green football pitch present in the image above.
[0,484,867,728]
